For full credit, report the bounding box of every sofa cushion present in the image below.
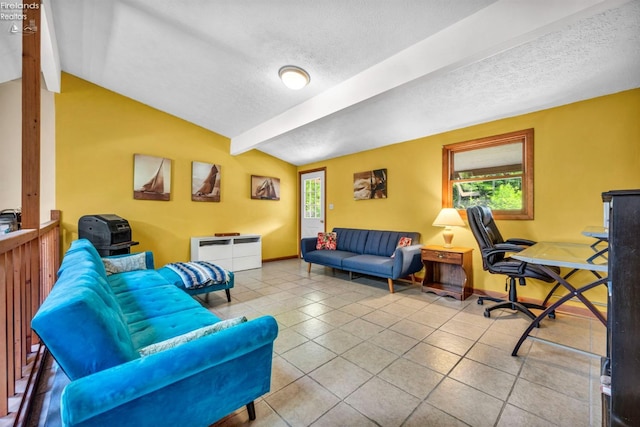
[108,269,175,294]
[128,307,222,349]
[342,255,394,277]
[364,231,420,257]
[316,232,337,250]
[333,228,369,253]
[32,286,138,380]
[115,285,205,324]
[303,249,358,269]
[138,317,247,356]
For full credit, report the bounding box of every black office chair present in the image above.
[466,206,559,321]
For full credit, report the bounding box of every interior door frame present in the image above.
[298,167,327,256]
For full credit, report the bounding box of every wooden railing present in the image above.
[0,211,60,423]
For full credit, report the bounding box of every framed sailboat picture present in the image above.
[133,154,172,201]
[251,175,280,200]
[192,161,221,202]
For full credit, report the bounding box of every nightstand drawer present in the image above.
[422,249,462,264]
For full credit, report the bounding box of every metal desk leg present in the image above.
[512,266,608,357]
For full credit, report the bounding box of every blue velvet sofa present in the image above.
[32,239,278,427]
[300,228,423,293]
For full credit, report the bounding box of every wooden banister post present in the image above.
[22,1,41,230]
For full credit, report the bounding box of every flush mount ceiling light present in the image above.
[278,65,310,90]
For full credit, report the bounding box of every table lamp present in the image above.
[432,208,465,248]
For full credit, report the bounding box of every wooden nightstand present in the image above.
[421,245,474,300]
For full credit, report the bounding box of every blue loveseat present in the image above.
[32,239,278,427]
[301,228,423,293]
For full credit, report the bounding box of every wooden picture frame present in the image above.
[353,168,387,200]
[251,175,280,200]
[133,154,171,201]
[192,161,221,202]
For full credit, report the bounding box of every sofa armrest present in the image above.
[391,244,424,279]
[61,316,278,426]
[300,237,318,259]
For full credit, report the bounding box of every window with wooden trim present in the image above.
[442,129,534,220]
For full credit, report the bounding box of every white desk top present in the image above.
[582,226,608,239]
[512,242,608,273]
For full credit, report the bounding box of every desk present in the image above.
[511,242,608,356]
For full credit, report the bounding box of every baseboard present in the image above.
[263,255,299,263]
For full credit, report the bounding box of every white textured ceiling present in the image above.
[4,0,639,165]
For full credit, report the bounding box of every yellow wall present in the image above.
[55,73,640,306]
[56,74,298,266]
[299,89,640,304]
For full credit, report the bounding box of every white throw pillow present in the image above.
[102,253,147,275]
[138,317,248,356]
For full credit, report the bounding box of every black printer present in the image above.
[78,214,139,256]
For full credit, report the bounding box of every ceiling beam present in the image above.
[230,0,632,156]
[40,0,60,93]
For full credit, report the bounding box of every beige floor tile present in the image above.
[427,378,503,427]
[519,358,591,401]
[339,302,375,317]
[345,377,421,427]
[316,309,357,327]
[311,402,377,427]
[298,302,334,317]
[275,309,313,327]
[403,342,461,375]
[479,328,532,354]
[312,328,363,354]
[379,301,419,318]
[268,356,305,395]
[378,357,444,399]
[339,318,385,339]
[290,317,335,339]
[496,404,554,427]
[424,330,475,356]
[508,378,590,427]
[449,358,516,400]
[440,318,489,341]
[406,309,452,329]
[361,310,403,328]
[281,340,337,373]
[389,318,435,341]
[273,328,309,354]
[265,376,340,427]
[212,400,288,427]
[368,328,418,355]
[342,341,398,374]
[465,342,524,376]
[308,357,372,398]
[403,401,469,427]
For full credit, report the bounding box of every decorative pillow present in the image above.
[102,252,147,276]
[391,237,413,258]
[139,316,248,356]
[316,232,337,250]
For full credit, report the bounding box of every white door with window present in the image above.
[300,170,325,240]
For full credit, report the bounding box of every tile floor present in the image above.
[27,259,606,427]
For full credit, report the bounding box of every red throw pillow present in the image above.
[316,232,337,250]
[391,237,412,258]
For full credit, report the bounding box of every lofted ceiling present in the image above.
[2,0,640,166]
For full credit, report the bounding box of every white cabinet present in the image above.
[190,235,262,271]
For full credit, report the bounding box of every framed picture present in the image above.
[353,168,387,200]
[133,154,171,201]
[251,175,280,200]
[192,162,221,202]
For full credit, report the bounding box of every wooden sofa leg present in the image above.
[246,401,256,420]
[388,278,394,293]
[225,288,231,302]
[307,262,312,274]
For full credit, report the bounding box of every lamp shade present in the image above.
[432,208,465,227]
